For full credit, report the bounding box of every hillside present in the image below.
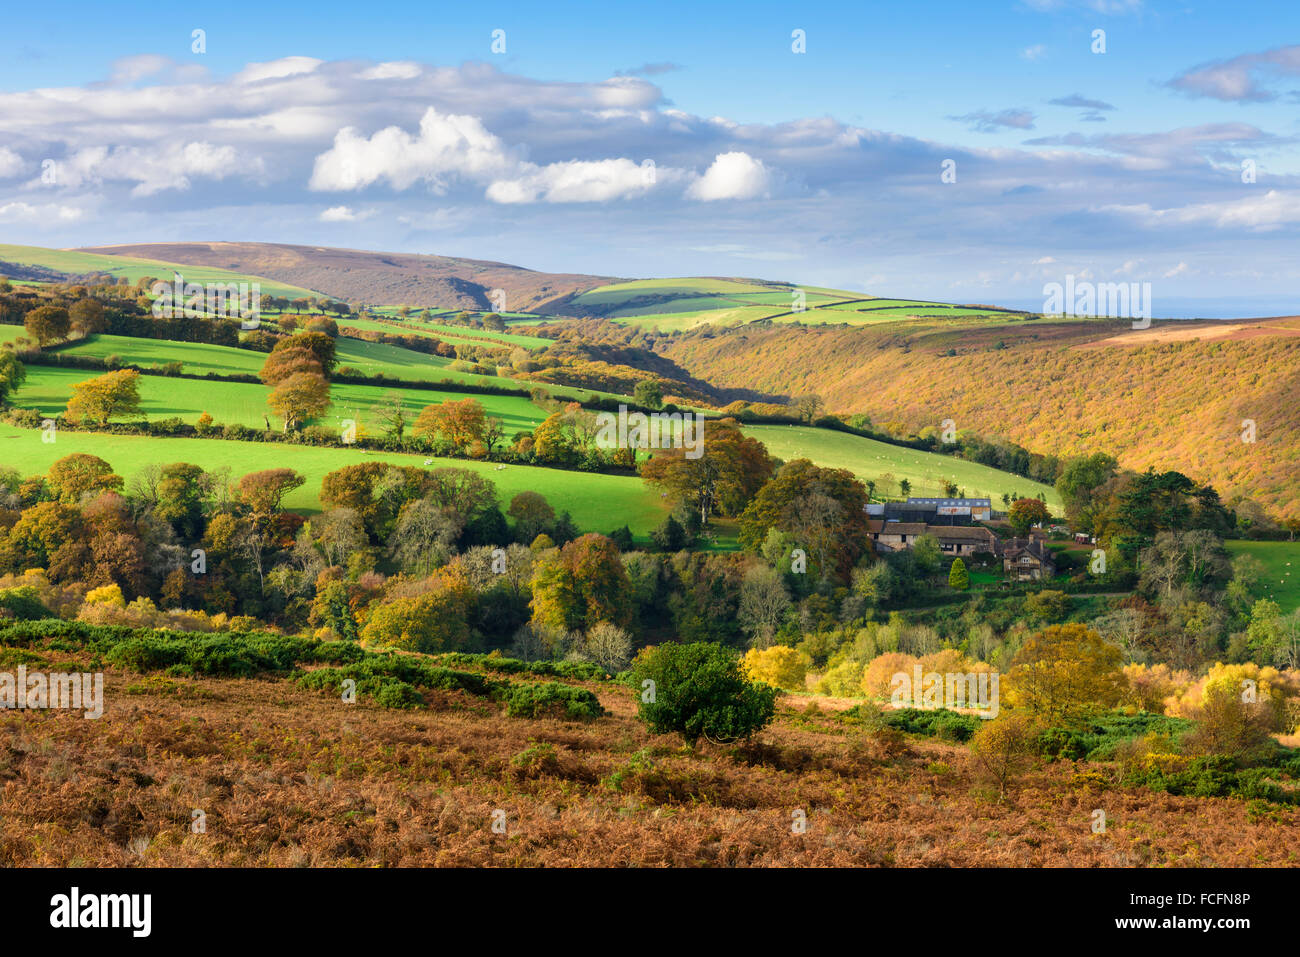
[0,243,322,302]
[80,242,616,313]
[3,636,1295,867]
[661,316,1300,520]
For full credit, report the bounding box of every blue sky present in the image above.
[1,0,1298,315]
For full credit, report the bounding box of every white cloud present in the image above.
[234,57,324,85]
[1107,190,1300,231]
[1022,45,1047,61]
[487,158,657,204]
[0,147,24,178]
[0,201,83,223]
[320,205,359,221]
[1163,261,1190,277]
[358,61,423,81]
[686,152,771,201]
[309,107,514,192]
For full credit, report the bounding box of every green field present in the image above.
[1226,540,1300,614]
[345,314,550,350]
[57,333,523,389]
[0,424,668,532]
[16,366,548,435]
[0,244,322,302]
[564,278,1036,332]
[743,424,1061,508]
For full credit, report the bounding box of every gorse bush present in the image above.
[631,642,778,745]
[503,681,604,720]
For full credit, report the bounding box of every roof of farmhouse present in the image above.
[905,497,992,508]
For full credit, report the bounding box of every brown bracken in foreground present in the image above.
[1,669,1297,867]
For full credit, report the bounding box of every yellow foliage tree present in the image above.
[742,645,808,691]
[1005,623,1126,727]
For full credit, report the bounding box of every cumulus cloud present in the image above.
[1166,45,1300,102]
[309,108,515,192]
[685,152,771,201]
[48,142,256,196]
[487,158,659,204]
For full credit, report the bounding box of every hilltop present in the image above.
[79,242,616,313]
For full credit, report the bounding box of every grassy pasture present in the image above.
[16,366,548,435]
[0,244,321,301]
[345,314,549,349]
[0,423,667,531]
[1225,540,1300,614]
[744,424,1061,508]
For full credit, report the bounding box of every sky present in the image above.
[1,0,1298,316]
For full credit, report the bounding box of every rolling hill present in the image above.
[79,242,616,313]
[661,315,1300,519]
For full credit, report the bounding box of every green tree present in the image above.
[633,378,664,409]
[948,557,970,590]
[630,642,778,745]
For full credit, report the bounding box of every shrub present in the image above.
[503,681,603,720]
[969,712,1039,798]
[630,642,778,745]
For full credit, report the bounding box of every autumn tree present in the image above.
[66,369,142,424]
[1008,497,1050,533]
[414,397,486,450]
[969,713,1039,799]
[641,418,775,527]
[1005,623,1126,727]
[47,454,122,503]
[268,372,330,432]
[359,569,475,653]
[530,533,633,632]
[24,304,70,347]
[69,298,106,336]
[737,458,871,582]
[238,469,305,522]
[508,491,556,543]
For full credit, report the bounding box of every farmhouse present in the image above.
[930,524,999,557]
[867,521,929,552]
[1002,539,1057,581]
[867,520,999,557]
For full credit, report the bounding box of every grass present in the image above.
[340,315,550,350]
[58,332,522,389]
[743,424,1061,508]
[0,243,321,301]
[0,422,669,531]
[1226,540,1300,614]
[16,365,549,434]
[568,278,1032,331]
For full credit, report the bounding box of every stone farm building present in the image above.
[1001,539,1058,581]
